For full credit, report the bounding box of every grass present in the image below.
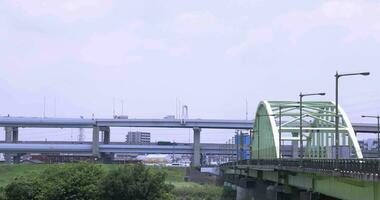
[172,183,226,200]
[0,164,50,187]
[0,164,231,199]
[0,164,187,186]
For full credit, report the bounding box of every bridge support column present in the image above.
[4,127,12,163]
[192,127,201,167]
[236,186,254,200]
[12,127,20,164]
[100,127,112,163]
[4,127,20,163]
[92,126,100,158]
[12,127,18,143]
[103,127,110,144]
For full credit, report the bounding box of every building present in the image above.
[137,154,171,165]
[234,133,251,160]
[359,138,379,151]
[126,131,151,144]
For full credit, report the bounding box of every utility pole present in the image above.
[335,71,369,168]
[299,92,325,166]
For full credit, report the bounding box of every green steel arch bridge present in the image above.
[221,101,380,200]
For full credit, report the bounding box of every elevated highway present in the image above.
[0,117,376,132]
[0,142,236,155]
[0,117,252,129]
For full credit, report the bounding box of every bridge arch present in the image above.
[252,101,363,159]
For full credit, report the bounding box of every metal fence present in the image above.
[220,158,380,176]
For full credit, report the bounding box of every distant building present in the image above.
[234,133,251,160]
[126,131,151,144]
[137,154,171,164]
[359,140,365,151]
[359,138,379,151]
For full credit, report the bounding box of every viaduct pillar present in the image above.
[92,126,100,158]
[4,127,20,163]
[236,185,254,200]
[100,126,112,163]
[192,127,201,167]
[103,127,110,144]
[12,127,20,163]
[4,127,12,163]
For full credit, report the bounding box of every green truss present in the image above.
[252,101,363,159]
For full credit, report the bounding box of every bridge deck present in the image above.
[221,159,380,181]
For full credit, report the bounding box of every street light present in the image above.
[279,106,282,160]
[361,115,380,158]
[299,92,326,164]
[335,71,370,163]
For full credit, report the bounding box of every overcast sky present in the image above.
[0,0,380,143]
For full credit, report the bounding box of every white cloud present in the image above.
[227,0,380,56]
[174,11,217,35]
[81,31,184,66]
[277,0,380,43]
[6,0,111,22]
[142,39,166,51]
[80,31,142,67]
[226,28,273,56]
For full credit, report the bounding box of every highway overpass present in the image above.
[0,142,237,155]
[0,117,377,133]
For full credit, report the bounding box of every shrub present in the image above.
[4,178,39,200]
[0,187,5,200]
[100,164,175,200]
[4,163,105,200]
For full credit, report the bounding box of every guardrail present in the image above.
[220,159,380,177]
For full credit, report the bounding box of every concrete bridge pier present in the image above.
[236,185,254,200]
[92,126,100,159]
[11,127,20,163]
[233,182,324,200]
[192,127,201,167]
[4,127,12,163]
[100,126,113,163]
[4,127,20,163]
[102,127,110,144]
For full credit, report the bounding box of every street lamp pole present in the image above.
[279,106,282,160]
[361,115,380,158]
[335,71,370,165]
[299,92,326,165]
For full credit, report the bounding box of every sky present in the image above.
[0,0,380,143]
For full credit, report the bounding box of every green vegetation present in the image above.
[0,164,48,187]
[0,164,185,187]
[0,164,234,200]
[173,184,235,200]
[100,165,174,200]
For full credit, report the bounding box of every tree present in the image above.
[36,163,105,200]
[4,178,39,200]
[5,163,105,200]
[4,163,175,200]
[100,164,175,200]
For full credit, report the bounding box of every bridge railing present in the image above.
[220,159,380,176]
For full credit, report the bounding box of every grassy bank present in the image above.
[0,164,233,199]
[0,164,186,187]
